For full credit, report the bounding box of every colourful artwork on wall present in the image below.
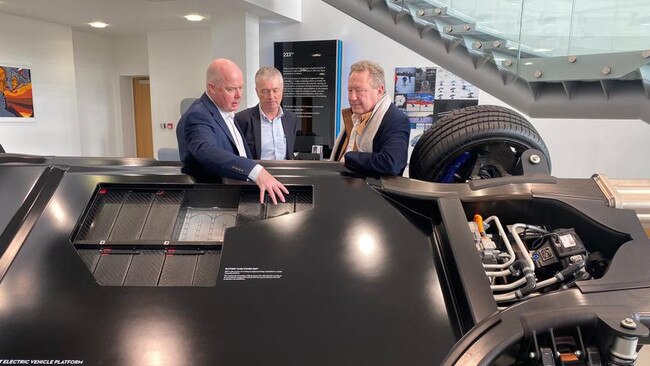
[1,65,34,120]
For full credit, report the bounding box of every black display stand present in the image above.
[274,40,342,157]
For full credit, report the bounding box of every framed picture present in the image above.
[1,63,35,121]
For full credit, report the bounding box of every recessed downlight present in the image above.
[88,21,109,28]
[184,14,205,22]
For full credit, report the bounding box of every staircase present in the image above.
[322,0,650,123]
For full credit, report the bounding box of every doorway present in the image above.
[132,77,153,158]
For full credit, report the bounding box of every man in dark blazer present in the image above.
[235,67,299,160]
[176,58,288,204]
[330,60,409,176]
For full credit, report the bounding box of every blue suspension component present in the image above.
[439,152,472,183]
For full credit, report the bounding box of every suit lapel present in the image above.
[252,106,262,159]
[281,112,294,159]
[235,119,252,157]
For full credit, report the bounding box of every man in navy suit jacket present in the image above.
[235,67,299,160]
[176,58,288,204]
[331,60,409,176]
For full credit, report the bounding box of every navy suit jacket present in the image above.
[176,93,256,182]
[235,104,299,160]
[336,103,410,176]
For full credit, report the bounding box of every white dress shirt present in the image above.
[207,95,262,181]
[217,108,247,157]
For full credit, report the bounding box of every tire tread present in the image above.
[410,105,551,181]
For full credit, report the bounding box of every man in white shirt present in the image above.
[176,58,288,204]
[235,67,299,160]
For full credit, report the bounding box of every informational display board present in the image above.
[274,40,342,157]
[395,66,479,163]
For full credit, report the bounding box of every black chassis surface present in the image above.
[0,154,648,366]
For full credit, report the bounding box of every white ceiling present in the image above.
[0,0,298,37]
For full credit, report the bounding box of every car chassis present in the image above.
[0,151,649,366]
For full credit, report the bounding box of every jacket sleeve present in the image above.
[183,109,256,180]
[343,108,410,176]
[288,112,300,160]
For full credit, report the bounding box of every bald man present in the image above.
[176,58,288,204]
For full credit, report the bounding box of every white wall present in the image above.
[119,76,137,157]
[115,36,149,77]
[72,30,121,157]
[211,12,259,108]
[0,13,80,155]
[259,1,650,179]
[148,28,212,155]
[245,0,301,22]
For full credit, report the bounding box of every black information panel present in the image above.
[274,40,342,157]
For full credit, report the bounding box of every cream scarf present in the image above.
[331,93,391,160]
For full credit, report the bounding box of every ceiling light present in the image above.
[88,21,109,28]
[184,14,204,22]
[533,48,552,53]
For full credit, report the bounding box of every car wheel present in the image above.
[409,105,551,182]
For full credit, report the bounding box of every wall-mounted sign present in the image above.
[274,40,342,157]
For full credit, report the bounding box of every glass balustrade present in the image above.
[396,0,650,81]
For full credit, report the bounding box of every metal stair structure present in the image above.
[322,0,650,123]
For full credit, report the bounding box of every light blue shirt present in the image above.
[259,106,286,160]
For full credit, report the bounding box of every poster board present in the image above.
[274,40,342,157]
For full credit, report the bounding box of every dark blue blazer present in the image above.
[235,105,299,160]
[337,103,410,176]
[176,93,256,182]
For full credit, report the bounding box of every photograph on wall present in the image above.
[405,93,434,113]
[394,67,416,94]
[408,113,434,128]
[415,67,436,94]
[394,93,407,110]
[1,65,34,120]
[434,68,478,100]
[407,112,434,156]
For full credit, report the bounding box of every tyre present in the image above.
[409,105,551,182]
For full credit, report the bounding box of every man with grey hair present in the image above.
[235,66,298,160]
[331,60,409,176]
[176,58,289,204]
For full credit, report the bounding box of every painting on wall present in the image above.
[1,64,35,121]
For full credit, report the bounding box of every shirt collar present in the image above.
[206,93,235,120]
[259,105,284,123]
[219,108,235,120]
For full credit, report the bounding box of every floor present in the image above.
[639,346,650,366]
